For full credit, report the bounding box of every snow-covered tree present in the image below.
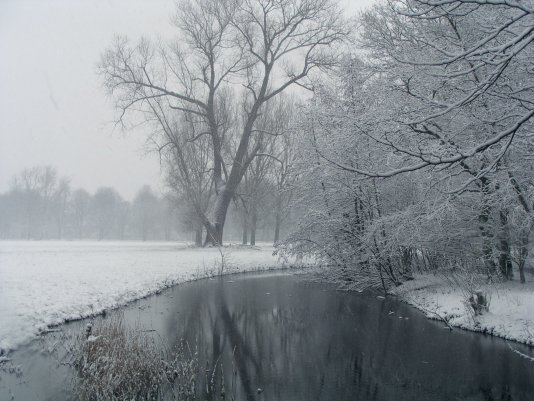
[280,0,533,287]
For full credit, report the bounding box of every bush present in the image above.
[468,290,489,317]
[72,315,198,401]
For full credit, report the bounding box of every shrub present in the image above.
[72,315,198,401]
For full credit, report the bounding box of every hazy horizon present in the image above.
[0,0,372,200]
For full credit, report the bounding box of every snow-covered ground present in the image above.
[0,241,286,353]
[392,273,534,345]
[4,241,531,354]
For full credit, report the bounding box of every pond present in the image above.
[1,272,534,400]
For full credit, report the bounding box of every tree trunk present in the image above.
[273,196,282,244]
[204,223,223,246]
[507,171,530,284]
[479,179,496,276]
[242,211,248,245]
[250,204,257,246]
[203,188,233,246]
[518,233,528,284]
[274,213,281,244]
[498,210,513,279]
[518,256,527,284]
[195,225,203,246]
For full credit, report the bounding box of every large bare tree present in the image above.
[99,0,347,245]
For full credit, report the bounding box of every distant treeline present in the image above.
[0,166,293,243]
[0,166,178,241]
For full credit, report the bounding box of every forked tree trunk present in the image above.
[203,188,233,246]
[204,224,224,246]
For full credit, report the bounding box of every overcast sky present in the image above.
[0,0,373,200]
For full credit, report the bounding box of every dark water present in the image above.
[1,272,534,400]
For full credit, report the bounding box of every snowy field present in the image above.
[392,273,534,345]
[0,241,286,353]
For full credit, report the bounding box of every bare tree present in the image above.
[11,166,61,239]
[160,193,180,241]
[71,189,92,239]
[116,199,131,240]
[51,178,71,239]
[99,0,348,245]
[268,98,298,243]
[91,187,122,240]
[162,110,216,245]
[132,185,160,241]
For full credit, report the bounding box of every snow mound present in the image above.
[392,273,534,345]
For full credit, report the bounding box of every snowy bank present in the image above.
[391,273,534,345]
[0,241,287,353]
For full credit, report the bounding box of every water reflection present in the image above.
[156,275,534,401]
[1,273,534,401]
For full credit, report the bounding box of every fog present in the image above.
[0,0,176,199]
[0,0,368,200]
[1,1,533,398]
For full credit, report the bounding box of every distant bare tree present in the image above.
[132,185,159,241]
[71,189,92,239]
[162,111,215,245]
[160,193,179,241]
[11,166,60,239]
[91,187,121,240]
[238,95,297,245]
[51,178,71,239]
[116,199,131,240]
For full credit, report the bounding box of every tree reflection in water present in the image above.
[160,275,534,401]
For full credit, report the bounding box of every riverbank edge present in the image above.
[2,253,306,356]
[297,265,534,348]
[389,273,534,348]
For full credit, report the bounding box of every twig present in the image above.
[508,344,534,362]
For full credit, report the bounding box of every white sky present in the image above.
[0,0,373,200]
